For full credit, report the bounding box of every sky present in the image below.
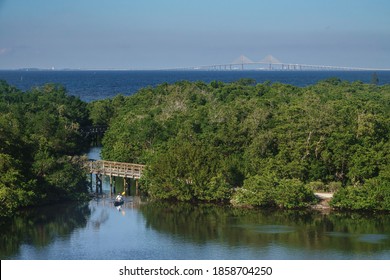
[0,0,389,69]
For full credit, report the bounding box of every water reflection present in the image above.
[0,202,91,259]
[1,199,390,259]
[139,201,390,259]
[238,225,296,234]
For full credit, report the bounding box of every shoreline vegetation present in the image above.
[1,78,389,217]
[0,81,91,217]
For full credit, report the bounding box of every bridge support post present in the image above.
[95,174,98,193]
[135,179,139,196]
[100,174,103,194]
[95,173,102,194]
[127,179,131,195]
[88,160,145,195]
[123,177,127,194]
[90,173,93,192]
[110,175,113,195]
[113,177,116,194]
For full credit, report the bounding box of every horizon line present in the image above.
[2,67,390,72]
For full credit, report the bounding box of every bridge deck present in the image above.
[88,160,145,179]
[79,125,108,137]
[168,55,388,71]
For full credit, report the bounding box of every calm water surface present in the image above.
[1,195,390,260]
[1,147,390,260]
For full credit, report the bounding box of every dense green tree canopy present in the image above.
[2,77,389,214]
[97,79,390,210]
[0,81,90,217]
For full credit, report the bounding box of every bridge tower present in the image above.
[232,55,254,70]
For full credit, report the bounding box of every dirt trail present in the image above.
[312,192,334,212]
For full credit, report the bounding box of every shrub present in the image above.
[275,178,315,209]
[231,175,316,209]
[231,175,276,207]
[327,181,342,192]
[331,178,390,211]
[306,181,327,192]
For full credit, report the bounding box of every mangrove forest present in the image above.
[1,78,390,217]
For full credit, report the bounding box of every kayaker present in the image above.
[115,193,123,202]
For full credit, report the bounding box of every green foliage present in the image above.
[2,77,390,212]
[0,81,90,217]
[142,133,232,202]
[331,177,390,211]
[0,153,24,216]
[87,94,125,126]
[275,178,315,209]
[231,175,315,209]
[231,175,276,207]
[306,181,342,192]
[99,78,390,210]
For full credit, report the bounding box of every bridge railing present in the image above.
[88,160,146,179]
[79,125,108,138]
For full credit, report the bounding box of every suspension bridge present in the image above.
[169,55,388,71]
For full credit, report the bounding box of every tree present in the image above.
[0,81,91,217]
[100,79,390,210]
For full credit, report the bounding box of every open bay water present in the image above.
[1,71,390,260]
[1,70,390,102]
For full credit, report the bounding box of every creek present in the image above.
[1,147,389,260]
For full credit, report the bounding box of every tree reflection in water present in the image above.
[0,202,91,259]
[1,200,390,259]
[139,201,390,257]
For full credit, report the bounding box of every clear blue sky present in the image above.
[0,0,389,69]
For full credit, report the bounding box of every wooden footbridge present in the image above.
[80,125,108,137]
[88,160,145,179]
[87,160,146,195]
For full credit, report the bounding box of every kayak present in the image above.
[114,195,124,206]
[114,200,124,206]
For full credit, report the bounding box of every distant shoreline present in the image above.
[2,68,390,72]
